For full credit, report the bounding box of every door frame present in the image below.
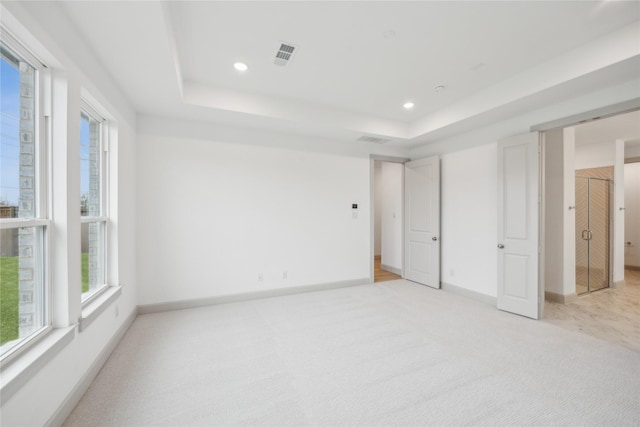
[369,155,409,283]
[533,101,639,318]
[539,136,546,320]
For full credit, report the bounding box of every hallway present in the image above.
[373,257,401,283]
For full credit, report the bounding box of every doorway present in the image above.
[575,173,612,294]
[542,109,640,350]
[372,160,403,283]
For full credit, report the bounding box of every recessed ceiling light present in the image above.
[403,102,414,110]
[434,85,445,92]
[234,62,248,72]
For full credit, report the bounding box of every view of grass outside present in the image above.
[81,252,89,293]
[0,257,19,344]
[0,254,88,345]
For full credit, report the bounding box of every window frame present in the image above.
[0,29,51,365]
[79,101,109,306]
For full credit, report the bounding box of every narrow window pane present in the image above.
[80,112,101,217]
[1,48,36,219]
[81,221,105,299]
[0,226,45,356]
[80,107,105,301]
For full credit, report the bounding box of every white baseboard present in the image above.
[46,308,138,427]
[545,291,578,304]
[137,278,370,315]
[380,264,402,276]
[441,282,497,306]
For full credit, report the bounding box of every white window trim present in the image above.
[0,32,51,364]
[79,100,111,311]
[0,325,75,405]
[0,218,49,229]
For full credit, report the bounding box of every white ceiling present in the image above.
[55,1,640,147]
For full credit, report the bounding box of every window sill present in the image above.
[0,325,76,405]
[79,285,122,332]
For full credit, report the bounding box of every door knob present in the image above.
[497,244,504,249]
[432,237,438,241]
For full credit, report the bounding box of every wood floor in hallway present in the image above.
[544,269,640,352]
[373,257,401,282]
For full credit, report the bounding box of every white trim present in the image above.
[370,159,375,283]
[0,218,49,229]
[544,291,578,304]
[80,99,106,123]
[441,282,497,306]
[370,157,407,285]
[0,324,52,367]
[80,281,109,307]
[530,99,640,132]
[0,325,75,406]
[0,25,46,68]
[79,285,122,332]
[138,279,370,315]
[538,135,546,319]
[80,216,107,224]
[612,279,625,288]
[370,154,410,163]
[45,308,137,427]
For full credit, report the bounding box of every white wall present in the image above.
[440,144,497,297]
[543,128,576,297]
[563,130,577,294]
[574,141,616,170]
[380,162,403,271]
[1,2,137,425]
[625,143,640,158]
[614,140,625,283]
[136,132,371,305]
[374,161,382,256]
[624,162,640,267]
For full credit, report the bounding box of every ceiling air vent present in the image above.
[273,42,297,67]
[357,136,391,144]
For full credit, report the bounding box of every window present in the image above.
[80,106,107,302]
[0,41,48,359]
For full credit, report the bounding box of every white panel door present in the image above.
[404,156,440,288]
[497,132,540,319]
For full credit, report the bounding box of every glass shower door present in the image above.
[575,176,611,295]
[588,179,610,291]
[575,176,589,295]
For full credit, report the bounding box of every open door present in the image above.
[404,156,440,288]
[497,132,541,319]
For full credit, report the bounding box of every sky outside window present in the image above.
[80,114,90,205]
[0,56,20,206]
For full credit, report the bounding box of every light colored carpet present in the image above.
[64,280,640,426]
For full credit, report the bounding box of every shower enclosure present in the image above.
[575,175,612,295]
